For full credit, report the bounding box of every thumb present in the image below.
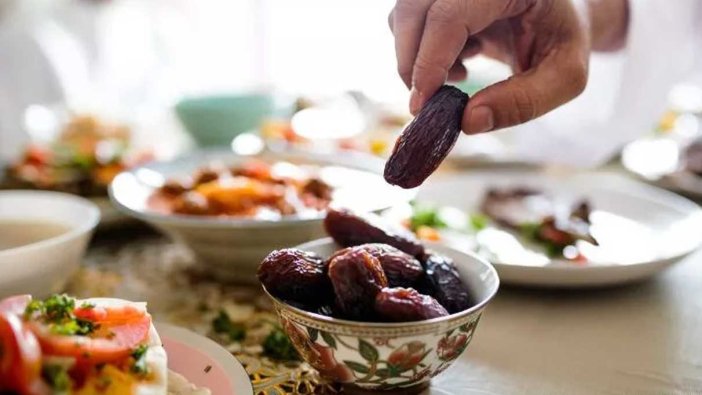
[462,52,588,134]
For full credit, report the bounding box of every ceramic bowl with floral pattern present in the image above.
[262,238,499,393]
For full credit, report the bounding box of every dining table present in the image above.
[68,170,702,395]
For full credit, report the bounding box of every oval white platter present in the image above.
[407,170,702,288]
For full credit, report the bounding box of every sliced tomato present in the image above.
[0,312,47,395]
[0,295,31,316]
[24,145,51,166]
[31,305,151,365]
[73,303,145,324]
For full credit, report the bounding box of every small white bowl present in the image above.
[110,149,414,283]
[263,238,499,393]
[0,190,100,298]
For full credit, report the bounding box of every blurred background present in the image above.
[2,0,702,185]
[0,0,514,161]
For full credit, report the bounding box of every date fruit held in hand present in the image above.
[328,248,388,320]
[422,252,472,314]
[384,85,469,188]
[375,287,448,322]
[324,208,425,257]
[258,248,330,304]
[330,244,424,288]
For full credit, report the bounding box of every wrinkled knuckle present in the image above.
[413,53,438,73]
[510,83,538,124]
[427,0,459,24]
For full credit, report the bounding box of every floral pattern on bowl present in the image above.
[277,310,481,391]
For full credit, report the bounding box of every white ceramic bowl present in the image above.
[263,238,499,393]
[110,149,414,283]
[0,191,100,298]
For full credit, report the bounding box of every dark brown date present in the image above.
[330,244,423,288]
[422,252,472,313]
[374,287,448,322]
[324,208,425,257]
[328,248,388,320]
[257,248,330,304]
[384,85,469,188]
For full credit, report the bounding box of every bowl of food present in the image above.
[0,294,251,394]
[110,149,414,282]
[1,113,152,227]
[257,209,499,393]
[0,190,100,298]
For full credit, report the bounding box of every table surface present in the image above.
[80,218,702,395]
[429,249,702,395]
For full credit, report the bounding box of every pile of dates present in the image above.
[258,208,473,322]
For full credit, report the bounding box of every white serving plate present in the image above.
[621,137,702,199]
[0,190,100,297]
[409,170,702,288]
[157,323,253,395]
[110,149,414,283]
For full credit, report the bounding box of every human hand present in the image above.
[389,0,591,134]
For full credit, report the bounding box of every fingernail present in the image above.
[466,106,494,134]
[409,87,423,115]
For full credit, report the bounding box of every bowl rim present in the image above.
[261,238,500,329]
[0,190,100,257]
[108,148,412,229]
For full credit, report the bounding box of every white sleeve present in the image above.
[509,0,701,168]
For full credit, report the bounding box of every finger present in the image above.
[462,46,588,134]
[411,0,535,113]
[447,62,467,82]
[392,0,436,89]
[387,9,394,32]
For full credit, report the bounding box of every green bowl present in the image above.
[175,94,275,147]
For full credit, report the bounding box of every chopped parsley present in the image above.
[42,364,72,393]
[130,344,149,376]
[262,328,299,361]
[24,294,97,336]
[50,318,96,336]
[212,310,245,342]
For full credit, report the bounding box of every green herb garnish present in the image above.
[24,294,97,336]
[130,344,149,376]
[409,204,446,231]
[262,328,299,361]
[519,222,565,258]
[42,364,72,393]
[212,310,246,342]
[543,242,565,258]
[50,318,97,336]
[519,222,541,240]
[469,213,489,231]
